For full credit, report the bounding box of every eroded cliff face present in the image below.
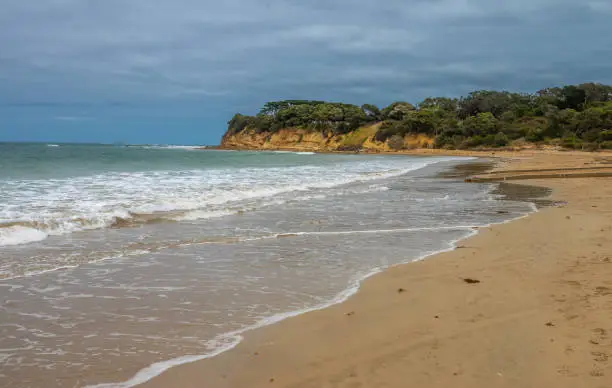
[220,124,434,152]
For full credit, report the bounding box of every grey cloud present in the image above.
[0,0,611,112]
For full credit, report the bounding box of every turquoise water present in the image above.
[0,143,537,387]
[0,143,342,180]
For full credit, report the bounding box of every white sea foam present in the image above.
[170,210,236,222]
[271,150,315,155]
[132,145,203,150]
[0,226,48,246]
[0,156,467,246]
[274,225,480,238]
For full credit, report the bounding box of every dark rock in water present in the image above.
[346,311,355,316]
[545,322,555,327]
[496,210,509,214]
[463,278,481,284]
[397,288,406,293]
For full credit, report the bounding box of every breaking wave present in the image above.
[0,156,466,246]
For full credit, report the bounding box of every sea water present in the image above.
[0,143,535,387]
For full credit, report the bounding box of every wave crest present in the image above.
[0,226,48,246]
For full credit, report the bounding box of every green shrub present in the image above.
[387,135,404,150]
[599,130,612,141]
[525,129,543,142]
[494,132,509,146]
[434,134,450,148]
[600,141,612,149]
[582,142,600,151]
[561,136,582,149]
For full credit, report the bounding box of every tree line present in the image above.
[225,83,612,150]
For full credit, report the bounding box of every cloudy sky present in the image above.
[1,0,611,144]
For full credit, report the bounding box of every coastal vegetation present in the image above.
[224,83,612,150]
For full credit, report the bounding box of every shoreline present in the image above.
[135,151,612,387]
[89,156,493,388]
[104,159,512,384]
[211,146,612,170]
[92,229,485,388]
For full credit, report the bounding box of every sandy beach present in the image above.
[141,150,612,388]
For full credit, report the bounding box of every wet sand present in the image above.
[141,150,612,388]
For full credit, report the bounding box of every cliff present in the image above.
[220,123,434,152]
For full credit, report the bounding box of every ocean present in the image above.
[0,143,536,387]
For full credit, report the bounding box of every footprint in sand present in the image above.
[591,352,609,363]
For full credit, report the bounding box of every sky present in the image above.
[1,1,611,145]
